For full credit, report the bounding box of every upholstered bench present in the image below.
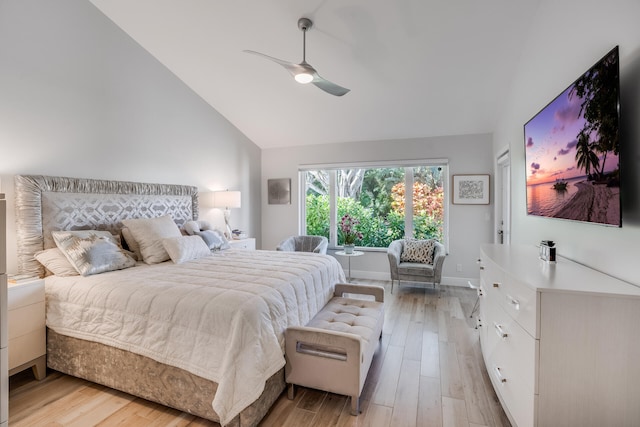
[285,283,385,415]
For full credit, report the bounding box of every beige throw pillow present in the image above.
[121,215,182,264]
[34,248,79,277]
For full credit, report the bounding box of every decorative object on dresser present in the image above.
[386,239,446,293]
[452,174,490,204]
[478,243,640,427]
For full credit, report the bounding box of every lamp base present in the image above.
[223,209,233,240]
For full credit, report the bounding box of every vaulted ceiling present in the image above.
[90,0,540,149]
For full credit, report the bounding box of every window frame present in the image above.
[299,159,450,252]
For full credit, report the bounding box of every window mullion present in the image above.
[405,168,414,239]
[329,170,337,246]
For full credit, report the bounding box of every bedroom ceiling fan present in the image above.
[244,17,350,97]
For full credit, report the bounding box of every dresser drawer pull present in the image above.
[493,366,507,383]
[494,323,508,338]
[493,282,500,288]
[507,295,520,310]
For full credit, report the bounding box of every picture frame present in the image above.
[268,178,291,205]
[452,174,490,205]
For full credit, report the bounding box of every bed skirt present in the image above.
[46,329,285,427]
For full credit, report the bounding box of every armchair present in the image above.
[276,235,328,255]
[387,239,446,293]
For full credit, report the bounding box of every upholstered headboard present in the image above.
[15,175,199,277]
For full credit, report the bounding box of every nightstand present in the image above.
[228,238,256,250]
[8,278,46,380]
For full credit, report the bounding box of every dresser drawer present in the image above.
[487,356,536,427]
[484,269,538,338]
[481,295,537,427]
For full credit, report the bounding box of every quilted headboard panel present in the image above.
[15,175,199,277]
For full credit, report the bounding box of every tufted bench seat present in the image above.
[285,283,384,415]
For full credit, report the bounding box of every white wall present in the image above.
[494,0,640,286]
[262,134,494,285]
[0,0,262,273]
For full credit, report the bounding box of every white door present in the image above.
[496,150,511,244]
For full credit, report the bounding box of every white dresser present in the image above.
[478,243,640,427]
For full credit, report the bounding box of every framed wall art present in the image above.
[268,178,291,205]
[452,174,490,205]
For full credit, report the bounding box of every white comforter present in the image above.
[45,249,346,425]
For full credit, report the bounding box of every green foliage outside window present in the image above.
[305,191,443,248]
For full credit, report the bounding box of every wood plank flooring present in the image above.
[8,281,511,427]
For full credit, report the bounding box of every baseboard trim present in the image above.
[348,270,478,288]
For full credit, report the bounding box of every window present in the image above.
[301,161,448,249]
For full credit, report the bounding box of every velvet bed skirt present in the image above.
[46,329,285,427]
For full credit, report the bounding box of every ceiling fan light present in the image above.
[295,72,314,84]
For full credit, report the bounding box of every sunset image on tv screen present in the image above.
[524,47,620,226]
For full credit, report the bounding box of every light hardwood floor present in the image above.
[8,281,511,427]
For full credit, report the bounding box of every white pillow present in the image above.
[121,215,182,264]
[162,235,211,264]
[52,231,136,276]
[34,248,79,277]
[400,239,436,264]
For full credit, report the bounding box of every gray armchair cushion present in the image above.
[276,235,328,254]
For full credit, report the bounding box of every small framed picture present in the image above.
[268,178,291,205]
[452,174,490,204]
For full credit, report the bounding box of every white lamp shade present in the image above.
[213,190,241,209]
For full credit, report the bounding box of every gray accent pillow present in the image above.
[52,231,136,276]
[195,229,230,251]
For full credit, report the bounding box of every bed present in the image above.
[14,174,346,427]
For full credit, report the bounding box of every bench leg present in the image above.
[287,383,296,400]
[350,395,360,415]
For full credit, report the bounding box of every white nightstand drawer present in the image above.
[229,238,256,250]
[8,279,44,310]
[8,301,45,339]
[8,329,45,369]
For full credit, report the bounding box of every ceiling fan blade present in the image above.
[311,73,350,97]
[243,50,308,78]
[244,50,350,96]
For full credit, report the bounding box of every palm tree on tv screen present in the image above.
[569,52,619,181]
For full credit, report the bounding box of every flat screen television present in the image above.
[524,46,620,226]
